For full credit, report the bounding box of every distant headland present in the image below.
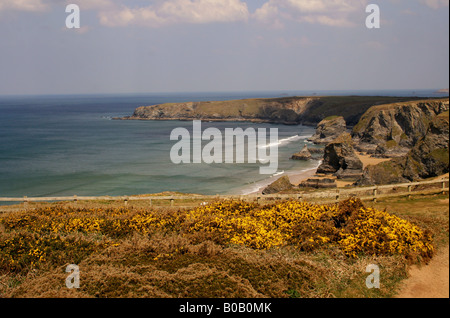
[115,95,440,127]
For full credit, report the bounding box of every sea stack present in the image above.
[262,176,293,194]
[291,145,312,161]
[316,133,363,180]
[308,116,347,145]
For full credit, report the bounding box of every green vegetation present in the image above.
[323,115,341,121]
[428,148,449,165]
[385,140,398,149]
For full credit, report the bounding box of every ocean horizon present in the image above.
[0,89,448,202]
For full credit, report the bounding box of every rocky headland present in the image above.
[118,96,429,126]
[122,95,449,190]
[356,110,449,186]
[351,99,449,158]
[302,97,449,188]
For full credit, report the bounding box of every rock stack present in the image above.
[308,116,347,145]
[262,176,293,195]
[316,133,363,180]
[291,145,312,161]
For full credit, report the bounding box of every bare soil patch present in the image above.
[395,244,449,298]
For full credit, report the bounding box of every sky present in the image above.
[0,0,448,95]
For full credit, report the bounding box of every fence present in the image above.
[0,178,447,208]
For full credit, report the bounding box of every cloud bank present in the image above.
[98,0,249,27]
[1,0,448,28]
[254,0,368,28]
[0,0,47,12]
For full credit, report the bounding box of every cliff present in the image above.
[308,116,347,144]
[351,99,449,157]
[356,111,449,186]
[316,133,363,180]
[120,96,428,126]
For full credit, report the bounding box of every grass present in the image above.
[0,194,447,298]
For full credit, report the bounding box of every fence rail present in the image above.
[0,178,448,207]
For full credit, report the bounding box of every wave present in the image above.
[238,160,322,195]
[258,135,307,149]
[272,170,285,177]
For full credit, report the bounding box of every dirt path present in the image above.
[395,245,449,298]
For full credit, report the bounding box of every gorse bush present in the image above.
[0,198,434,274]
[184,199,434,259]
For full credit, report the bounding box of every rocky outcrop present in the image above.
[308,147,325,160]
[299,178,337,189]
[316,133,363,179]
[308,116,347,144]
[351,99,449,157]
[291,145,312,160]
[262,176,293,194]
[402,111,449,180]
[356,111,449,186]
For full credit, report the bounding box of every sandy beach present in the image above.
[242,148,394,195]
[288,152,391,187]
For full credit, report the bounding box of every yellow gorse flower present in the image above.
[0,198,434,272]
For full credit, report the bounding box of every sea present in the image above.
[0,89,447,201]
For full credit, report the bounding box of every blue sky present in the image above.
[0,0,448,95]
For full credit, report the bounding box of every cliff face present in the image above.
[351,99,449,157]
[316,133,363,180]
[122,96,428,126]
[308,116,347,144]
[356,111,449,186]
[402,111,449,180]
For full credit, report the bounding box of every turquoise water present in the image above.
[0,90,446,198]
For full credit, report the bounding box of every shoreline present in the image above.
[240,151,395,195]
[241,161,322,196]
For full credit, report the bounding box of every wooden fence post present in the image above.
[373,188,377,203]
[23,196,28,208]
[170,197,174,207]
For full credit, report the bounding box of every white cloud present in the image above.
[253,1,285,29]
[65,0,116,11]
[419,0,449,9]
[0,0,47,12]
[99,0,249,27]
[253,0,368,28]
[285,0,358,13]
[300,14,355,27]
